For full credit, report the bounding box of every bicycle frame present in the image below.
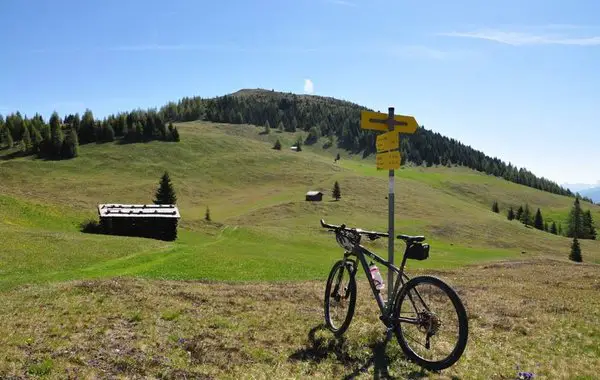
[343,241,414,325]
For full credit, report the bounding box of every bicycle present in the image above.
[320,219,468,371]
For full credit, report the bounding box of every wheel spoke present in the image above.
[394,276,468,370]
[325,261,356,335]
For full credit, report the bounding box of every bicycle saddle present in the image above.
[396,234,426,243]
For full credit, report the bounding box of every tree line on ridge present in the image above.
[0,88,594,204]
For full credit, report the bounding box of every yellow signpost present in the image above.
[361,111,419,134]
[376,130,399,153]
[360,107,418,309]
[376,150,401,170]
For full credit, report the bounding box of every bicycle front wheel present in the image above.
[393,275,468,371]
[324,259,356,336]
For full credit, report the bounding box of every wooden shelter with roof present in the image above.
[97,204,181,241]
[305,191,324,202]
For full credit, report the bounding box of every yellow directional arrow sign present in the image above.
[376,150,401,170]
[361,111,419,134]
[376,130,399,152]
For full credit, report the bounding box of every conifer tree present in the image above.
[306,126,320,145]
[290,117,298,132]
[582,210,596,240]
[205,206,211,221]
[94,121,103,143]
[273,139,282,150]
[492,201,499,213]
[332,181,341,201]
[534,208,544,230]
[327,135,334,148]
[172,127,180,142]
[558,222,563,236]
[135,122,144,141]
[64,127,79,158]
[104,124,115,142]
[80,109,96,144]
[550,221,558,235]
[295,138,302,152]
[153,171,177,205]
[168,122,174,140]
[264,120,271,134]
[507,206,515,220]
[21,126,32,153]
[567,196,584,238]
[49,111,64,158]
[31,126,42,154]
[227,109,236,124]
[277,121,284,133]
[569,237,582,262]
[72,113,81,133]
[516,206,523,221]
[521,204,531,226]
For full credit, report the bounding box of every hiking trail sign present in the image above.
[360,108,419,306]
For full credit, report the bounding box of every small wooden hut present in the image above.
[97,204,181,241]
[305,191,324,202]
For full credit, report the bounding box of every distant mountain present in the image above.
[563,183,596,193]
[580,187,600,203]
[154,88,589,199]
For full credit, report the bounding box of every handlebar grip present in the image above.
[320,219,338,229]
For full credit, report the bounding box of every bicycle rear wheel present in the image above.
[392,275,468,371]
[324,259,356,336]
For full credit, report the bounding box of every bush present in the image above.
[79,219,104,234]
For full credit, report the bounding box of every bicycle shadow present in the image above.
[288,324,430,380]
[288,324,357,365]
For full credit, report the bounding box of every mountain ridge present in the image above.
[162,88,590,202]
[0,87,593,204]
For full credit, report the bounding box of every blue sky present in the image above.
[1,0,599,185]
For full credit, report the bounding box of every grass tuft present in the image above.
[27,358,53,376]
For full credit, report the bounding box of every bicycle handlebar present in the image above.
[320,219,389,239]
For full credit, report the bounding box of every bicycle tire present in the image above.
[392,275,468,371]
[324,260,357,336]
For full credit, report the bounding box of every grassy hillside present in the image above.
[1,121,599,293]
[2,120,600,378]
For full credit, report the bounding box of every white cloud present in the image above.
[374,44,479,61]
[304,79,314,94]
[438,27,600,46]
